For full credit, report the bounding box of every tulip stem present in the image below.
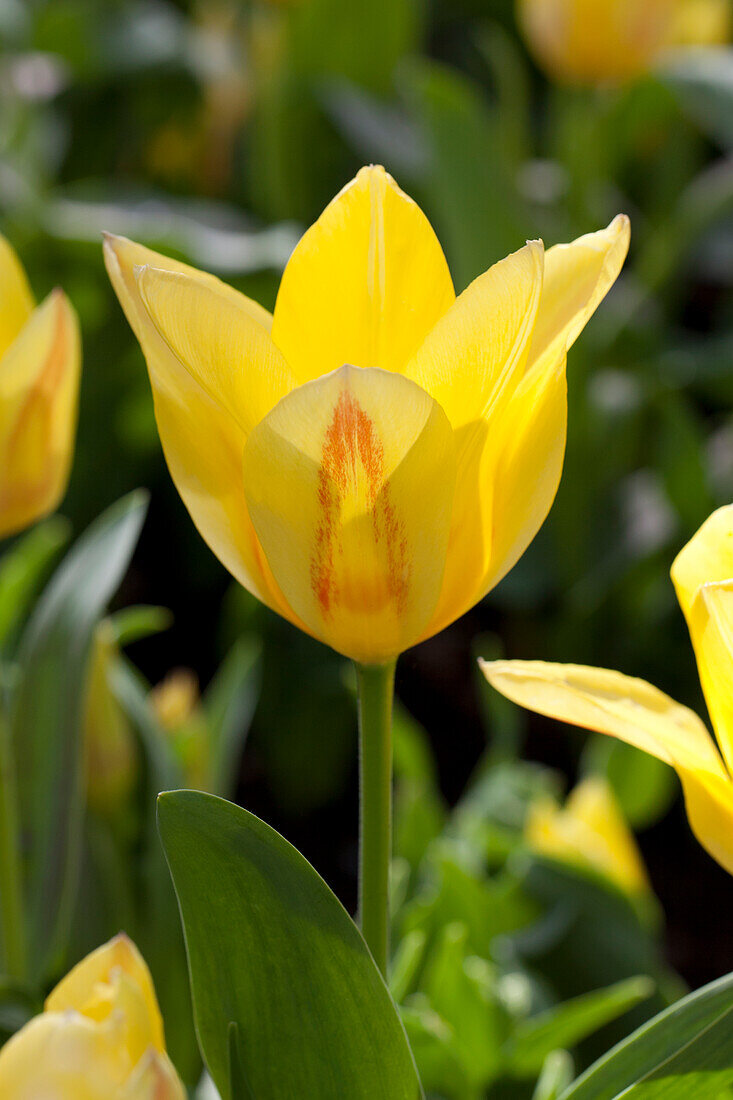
[0,712,26,981]
[355,660,396,978]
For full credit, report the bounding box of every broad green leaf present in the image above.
[561,972,733,1099]
[0,517,70,650]
[506,976,654,1074]
[158,790,422,1100]
[11,492,147,987]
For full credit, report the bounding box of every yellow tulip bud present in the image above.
[0,934,185,1098]
[104,166,629,663]
[84,622,137,817]
[525,777,650,895]
[150,668,209,788]
[0,233,80,539]
[517,0,679,84]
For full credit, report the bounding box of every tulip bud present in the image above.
[0,234,80,539]
[525,776,650,895]
[84,621,138,817]
[151,668,209,788]
[0,934,185,1098]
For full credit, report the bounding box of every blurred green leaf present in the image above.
[0,516,70,650]
[561,971,733,1099]
[11,491,147,988]
[158,790,423,1100]
[203,635,261,799]
[582,737,677,830]
[506,976,654,1075]
[109,603,172,647]
[661,50,733,149]
[534,1050,575,1100]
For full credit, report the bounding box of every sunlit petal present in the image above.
[0,232,34,359]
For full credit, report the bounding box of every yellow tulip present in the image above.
[151,668,209,788]
[517,0,728,85]
[525,776,650,895]
[84,622,137,817]
[482,505,733,877]
[0,233,80,539]
[0,934,185,1099]
[104,165,629,664]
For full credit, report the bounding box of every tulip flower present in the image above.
[0,232,80,539]
[483,505,733,878]
[0,933,185,1098]
[526,776,650,895]
[104,164,628,972]
[517,0,728,85]
[151,668,209,789]
[84,622,138,817]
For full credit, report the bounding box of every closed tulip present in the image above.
[483,505,733,878]
[526,776,650,895]
[0,233,80,539]
[104,165,629,666]
[518,0,728,85]
[0,934,184,1098]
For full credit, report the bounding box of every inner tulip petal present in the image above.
[0,232,34,360]
[243,365,456,664]
[271,165,455,383]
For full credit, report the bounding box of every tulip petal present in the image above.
[0,1012,127,1098]
[527,215,630,372]
[0,289,80,539]
[482,659,733,874]
[135,265,295,434]
[103,235,295,619]
[243,365,456,663]
[480,660,726,776]
[0,232,34,359]
[122,1051,186,1100]
[271,165,455,383]
[671,505,733,770]
[47,934,165,1055]
[404,240,544,435]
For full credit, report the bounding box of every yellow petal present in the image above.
[135,264,294,435]
[0,232,34,359]
[0,289,80,539]
[527,215,631,373]
[674,763,733,876]
[671,505,733,769]
[422,346,567,638]
[270,165,455,383]
[243,364,456,663]
[404,240,544,435]
[0,1012,128,1099]
[103,235,294,620]
[480,660,726,777]
[668,0,731,46]
[121,1051,186,1100]
[47,934,165,1055]
[526,776,649,894]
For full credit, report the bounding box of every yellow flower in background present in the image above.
[84,622,138,817]
[104,165,628,664]
[151,668,209,788]
[482,505,733,878]
[0,233,80,539]
[526,776,650,895]
[518,0,729,85]
[0,934,184,1099]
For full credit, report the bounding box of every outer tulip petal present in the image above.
[480,660,726,777]
[0,232,34,359]
[674,764,733,876]
[671,505,733,769]
[0,289,80,539]
[47,934,165,1055]
[243,364,456,663]
[527,215,630,373]
[0,1012,128,1099]
[271,165,455,383]
[135,265,294,434]
[103,235,295,619]
[121,1050,186,1100]
[423,347,567,638]
[404,240,544,436]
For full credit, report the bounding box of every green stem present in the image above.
[0,711,25,980]
[355,660,396,978]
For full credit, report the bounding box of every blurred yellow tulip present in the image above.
[0,934,185,1098]
[526,776,650,895]
[482,505,733,878]
[84,622,138,817]
[518,0,728,85]
[104,165,628,664]
[0,233,80,539]
[151,668,209,788]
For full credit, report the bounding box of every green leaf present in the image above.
[203,635,261,799]
[109,604,173,647]
[561,972,733,1099]
[0,516,70,650]
[11,492,147,987]
[506,976,654,1074]
[661,50,733,149]
[533,1051,575,1100]
[158,790,422,1100]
